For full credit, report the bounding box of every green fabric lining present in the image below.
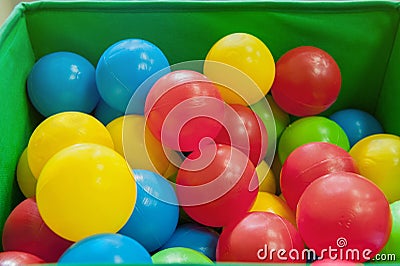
[0,1,400,257]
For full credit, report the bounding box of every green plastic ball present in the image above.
[152,247,213,264]
[380,201,400,261]
[278,116,350,164]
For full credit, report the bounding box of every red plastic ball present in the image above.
[281,142,359,211]
[297,172,392,262]
[214,104,268,167]
[271,46,341,116]
[176,144,258,227]
[2,198,73,262]
[0,251,44,265]
[216,212,305,263]
[144,70,224,151]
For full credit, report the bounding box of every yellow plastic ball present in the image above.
[204,33,275,105]
[106,115,178,177]
[16,148,37,198]
[36,143,136,242]
[256,160,276,194]
[250,192,296,226]
[28,112,114,179]
[279,193,286,202]
[349,134,400,203]
[163,150,182,179]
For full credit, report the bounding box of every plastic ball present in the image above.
[160,223,219,261]
[145,70,224,152]
[96,38,170,113]
[278,116,350,164]
[281,142,359,211]
[380,200,400,261]
[250,192,296,226]
[349,134,400,203]
[36,143,136,242]
[58,233,152,264]
[27,51,99,117]
[255,160,276,194]
[214,104,268,166]
[106,115,174,176]
[271,46,341,116]
[204,33,275,105]
[216,212,305,263]
[2,198,73,262]
[16,148,37,198]
[163,153,181,179]
[330,109,383,147]
[152,247,213,264]
[94,99,124,126]
[297,172,392,262]
[176,144,258,227]
[27,111,114,179]
[266,95,291,137]
[251,95,290,156]
[279,193,286,201]
[118,169,179,252]
[0,251,44,265]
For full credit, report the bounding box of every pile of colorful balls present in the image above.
[1,32,398,265]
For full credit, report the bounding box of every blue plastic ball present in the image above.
[58,233,152,264]
[118,169,179,252]
[96,39,170,113]
[161,223,219,261]
[94,99,124,126]
[329,109,384,147]
[27,51,99,117]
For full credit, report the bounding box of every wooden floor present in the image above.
[0,0,32,26]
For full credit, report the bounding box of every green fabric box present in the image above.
[0,0,400,259]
